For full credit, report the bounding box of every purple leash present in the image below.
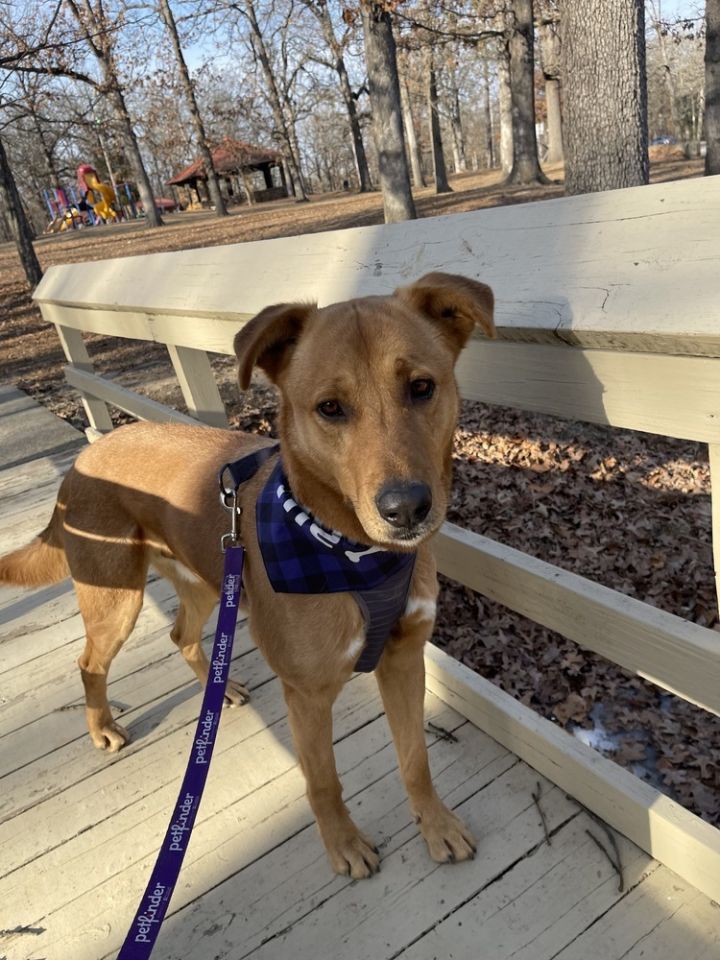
[116,446,278,959]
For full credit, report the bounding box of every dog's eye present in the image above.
[410,378,435,401]
[317,399,345,419]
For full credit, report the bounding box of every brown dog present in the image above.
[0,272,494,878]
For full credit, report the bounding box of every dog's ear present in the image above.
[395,272,495,355]
[234,301,315,389]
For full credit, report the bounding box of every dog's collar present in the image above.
[256,459,415,595]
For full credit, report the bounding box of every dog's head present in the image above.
[234,272,495,549]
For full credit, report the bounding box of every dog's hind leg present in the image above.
[171,581,250,707]
[154,556,249,706]
[62,498,150,751]
[75,578,146,751]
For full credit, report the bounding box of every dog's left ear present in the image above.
[234,301,316,389]
[395,272,495,355]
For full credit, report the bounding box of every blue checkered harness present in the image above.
[224,448,416,672]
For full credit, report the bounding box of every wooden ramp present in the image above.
[0,390,718,960]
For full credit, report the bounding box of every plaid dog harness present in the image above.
[226,447,416,672]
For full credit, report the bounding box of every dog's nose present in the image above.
[375,482,432,529]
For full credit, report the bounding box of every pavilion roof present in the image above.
[167,138,281,185]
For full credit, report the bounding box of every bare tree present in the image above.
[399,74,425,187]
[707,0,720,176]
[427,48,452,192]
[302,0,373,191]
[647,0,679,138]
[238,0,309,200]
[562,0,648,194]
[0,133,43,288]
[158,0,227,215]
[505,0,546,184]
[361,2,416,222]
[537,4,563,164]
[481,57,496,168]
[444,55,467,173]
[497,47,513,174]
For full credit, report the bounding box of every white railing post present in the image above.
[52,322,114,438]
[166,345,229,429]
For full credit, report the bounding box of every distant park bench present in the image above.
[33,175,720,906]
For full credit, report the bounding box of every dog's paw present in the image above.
[224,678,250,707]
[324,825,380,879]
[417,802,476,864]
[91,721,130,753]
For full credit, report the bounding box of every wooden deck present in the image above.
[1,386,719,960]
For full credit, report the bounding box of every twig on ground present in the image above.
[532,780,552,845]
[424,721,459,743]
[566,793,625,892]
[0,925,45,936]
[585,829,624,892]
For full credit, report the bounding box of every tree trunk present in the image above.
[244,0,308,201]
[313,2,373,191]
[427,52,452,193]
[562,0,648,194]
[31,112,62,185]
[482,59,496,169]
[159,0,227,216]
[538,19,564,164]
[648,0,679,138]
[706,0,720,176]
[498,52,513,175]
[447,68,467,172]
[94,122,121,206]
[361,4,416,222]
[544,78,563,164]
[400,78,426,187]
[0,135,43,289]
[505,0,547,185]
[108,87,163,226]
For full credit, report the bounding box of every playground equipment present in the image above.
[42,171,142,233]
[43,185,87,232]
[76,164,121,223]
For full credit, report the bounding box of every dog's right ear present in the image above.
[234,302,315,389]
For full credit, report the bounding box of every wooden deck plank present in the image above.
[399,815,655,960]
[553,865,720,960]
[0,385,84,471]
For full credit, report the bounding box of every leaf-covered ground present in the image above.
[1,158,717,824]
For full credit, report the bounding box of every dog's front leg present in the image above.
[282,680,380,879]
[375,630,476,863]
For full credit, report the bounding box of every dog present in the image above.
[0,272,495,879]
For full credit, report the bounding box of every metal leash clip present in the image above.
[219,466,242,552]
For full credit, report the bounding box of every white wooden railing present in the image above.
[34,175,720,902]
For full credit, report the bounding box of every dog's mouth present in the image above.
[363,514,441,552]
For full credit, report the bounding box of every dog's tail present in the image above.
[0,505,69,587]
